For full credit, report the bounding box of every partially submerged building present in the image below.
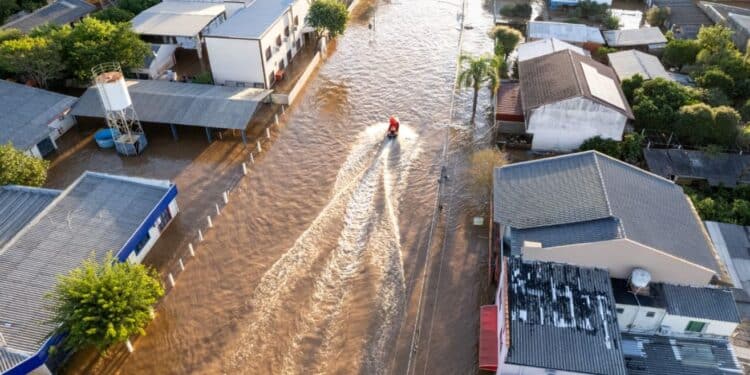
[526,21,605,46]
[71,79,271,143]
[607,49,672,81]
[0,172,178,374]
[643,148,750,188]
[516,50,633,151]
[0,0,94,33]
[0,80,77,158]
[602,27,668,52]
[491,151,723,286]
[205,0,311,88]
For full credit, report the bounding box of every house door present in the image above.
[36,137,56,157]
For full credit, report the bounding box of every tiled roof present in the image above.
[506,257,627,374]
[622,333,741,374]
[0,172,172,372]
[509,217,624,255]
[518,49,633,118]
[0,186,59,248]
[602,27,667,47]
[643,148,750,188]
[658,283,740,323]
[0,80,77,151]
[493,151,721,274]
[495,81,523,120]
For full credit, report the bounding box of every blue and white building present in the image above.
[0,172,178,374]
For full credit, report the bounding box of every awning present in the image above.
[479,305,499,372]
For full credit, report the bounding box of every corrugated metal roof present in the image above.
[519,49,633,118]
[527,21,605,44]
[0,186,60,249]
[207,0,293,39]
[0,0,95,33]
[131,2,225,37]
[0,172,171,365]
[622,333,741,374]
[509,217,624,255]
[506,257,627,374]
[516,38,587,62]
[643,148,750,188]
[0,348,28,373]
[602,27,667,47]
[493,151,721,274]
[658,283,741,322]
[71,80,271,130]
[0,80,77,151]
[608,50,672,81]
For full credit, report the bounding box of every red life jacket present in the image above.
[389,117,399,131]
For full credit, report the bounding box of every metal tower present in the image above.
[92,62,147,156]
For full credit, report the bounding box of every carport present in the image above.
[71,80,272,144]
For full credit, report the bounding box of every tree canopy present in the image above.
[661,38,700,70]
[631,77,700,131]
[458,54,491,123]
[645,6,670,27]
[490,25,522,59]
[306,0,349,38]
[579,133,645,165]
[117,0,159,16]
[0,143,48,186]
[92,7,136,23]
[0,35,65,87]
[47,253,164,353]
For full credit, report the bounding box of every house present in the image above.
[622,333,742,374]
[643,148,750,188]
[611,278,740,337]
[0,80,77,158]
[526,21,605,46]
[517,50,633,151]
[491,151,725,286]
[516,37,587,62]
[699,2,750,51]
[608,49,672,81]
[0,172,178,374]
[0,0,94,33]
[71,79,272,144]
[494,81,524,135]
[131,1,227,70]
[602,27,668,51]
[653,0,712,39]
[205,0,311,89]
[480,257,627,374]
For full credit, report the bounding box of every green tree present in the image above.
[619,133,646,164]
[92,7,135,23]
[697,25,735,56]
[621,73,644,104]
[0,143,48,186]
[602,12,620,30]
[0,0,19,24]
[646,6,670,27]
[117,0,159,15]
[487,54,505,100]
[62,18,149,80]
[740,99,750,122]
[490,25,522,60]
[579,136,620,158]
[632,77,699,130]
[0,36,65,88]
[677,103,714,145]
[306,0,349,38]
[703,87,730,107]
[661,38,700,70]
[712,105,742,146]
[0,28,21,43]
[457,54,491,124]
[47,253,164,353]
[594,46,617,64]
[696,68,734,94]
[738,123,750,147]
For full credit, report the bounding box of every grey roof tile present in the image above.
[506,257,627,374]
[622,333,741,374]
[602,27,667,47]
[510,217,624,255]
[644,148,750,188]
[0,186,59,248]
[1,0,94,33]
[658,283,740,322]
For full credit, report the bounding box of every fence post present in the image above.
[178,258,185,271]
[207,215,213,228]
[198,229,204,242]
[222,191,229,204]
[274,114,280,126]
[188,243,195,257]
[125,339,134,353]
[250,153,255,164]
[266,127,271,139]
[215,203,221,216]
[242,162,248,175]
[168,273,176,287]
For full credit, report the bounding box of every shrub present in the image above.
[499,3,532,18]
[696,68,735,95]
[621,73,644,104]
[92,7,135,23]
[703,87,730,107]
[646,6,670,27]
[0,143,48,186]
[712,106,742,146]
[578,133,644,165]
[740,99,750,122]
[602,12,620,30]
[677,103,714,145]
[661,38,700,70]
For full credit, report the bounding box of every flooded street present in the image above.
[62,0,497,373]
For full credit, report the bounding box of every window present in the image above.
[645,311,656,318]
[295,38,301,49]
[157,208,173,232]
[284,26,290,37]
[685,321,707,333]
[294,15,299,26]
[134,232,152,255]
[276,35,282,46]
[265,46,272,61]
[616,308,624,314]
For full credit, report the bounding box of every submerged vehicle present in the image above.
[388,116,400,138]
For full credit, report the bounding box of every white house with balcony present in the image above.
[204,0,311,89]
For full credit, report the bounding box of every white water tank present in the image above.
[630,268,652,289]
[95,71,132,111]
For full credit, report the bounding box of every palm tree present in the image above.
[487,54,505,101]
[458,54,491,124]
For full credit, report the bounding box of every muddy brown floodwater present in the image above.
[60,0,500,373]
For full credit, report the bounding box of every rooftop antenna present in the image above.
[92,62,147,156]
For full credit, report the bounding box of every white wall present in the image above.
[660,315,738,337]
[527,97,627,152]
[616,303,667,333]
[206,37,264,86]
[126,198,179,264]
[258,0,309,88]
[521,238,716,286]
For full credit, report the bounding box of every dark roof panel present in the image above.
[506,257,627,375]
[1,0,95,33]
[643,148,750,188]
[659,283,740,323]
[510,217,624,255]
[623,333,741,374]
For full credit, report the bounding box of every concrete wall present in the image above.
[206,37,264,86]
[526,97,626,152]
[521,238,715,286]
[660,314,738,337]
[616,303,667,333]
[259,0,309,88]
[272,48,321,105]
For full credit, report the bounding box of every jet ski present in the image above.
[387,116,399,138]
